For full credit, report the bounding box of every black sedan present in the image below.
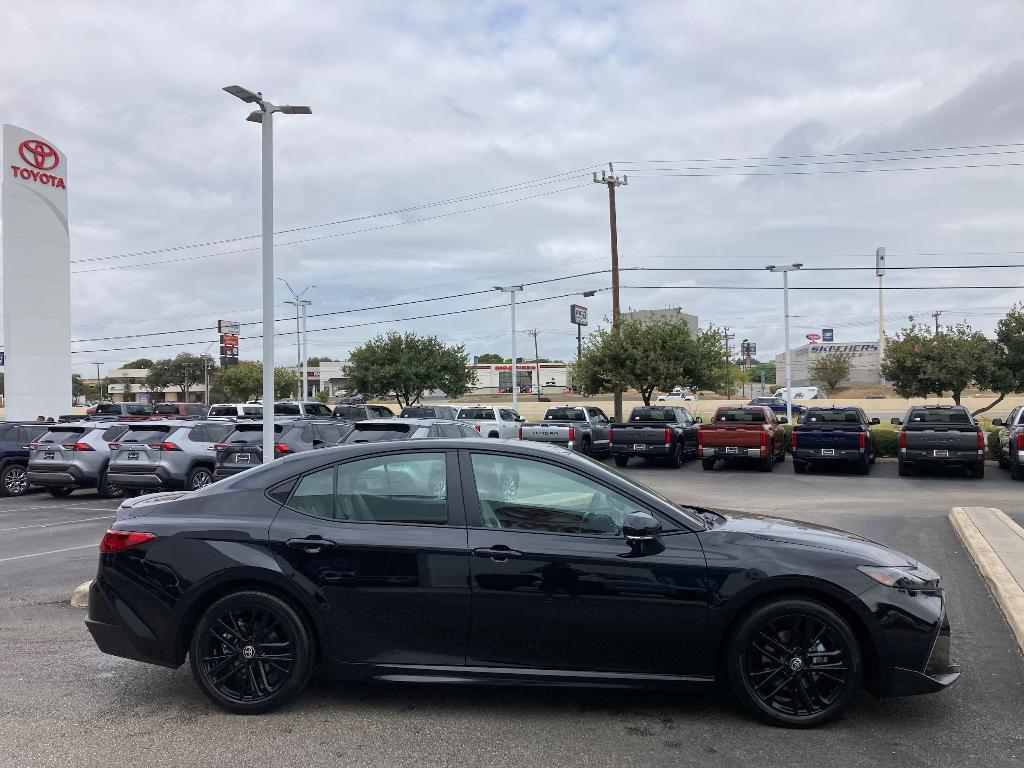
[86,440,959,727]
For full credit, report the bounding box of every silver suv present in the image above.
[27,422,130,498]
[107,421,236,492]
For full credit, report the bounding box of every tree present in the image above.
[475,353,507,364]
[347,332,476,406]
[315,389,331,405]
[273,367,296,400]
[145,354,206,399]
[881,320,1000,408]
[972,305,1024,415]
[210,362,294,402]
[572,318,725,405]
[122,358,154,369]
[808,351,854,390]
[306,356,339,366]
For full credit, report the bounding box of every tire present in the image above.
[96,470,125,499]
[487,432,500,439]
[856,458,870,476]
[189,590,314,714]
[614,455,629,468]
[792,461,807,474]
[1012,463,1024,482]
[665,443,683,468]
[579,439,592,457]
[186,466,214,491]
[727,598,863,728]
[0,464,29,497]
[776,446,786,463]
[701,458,716,471]
[969,463,985,480]
[998,454,1010,470]
[897,462,912,477]
[758,455,774,472]
[46,486,74,498]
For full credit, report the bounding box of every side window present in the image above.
[188,426,209,443]
[1011,408,1021,426]
[591,409,608,423]
[287,467,335,519]
[469,454,636,536]
[440,424,463,438]
[299,425,314,443]
[335,453,448,524]
[26,426,48,442]
[316,424,344,444]
[101,426,128,442]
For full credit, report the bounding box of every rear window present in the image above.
[155,404,182,415]
[370,406,395,417]
[94,404,123,415]
[804,410,862,424]
[630,408,676,422]
[545,408,586,421]
[118,426,173,443]
[751,398,779,406]
[907,408,972,424]
[38,427,86,442]
[303,403,333,417]
[242,406,262,417]
[274,403,302,415]
[341,423,413,443]
[401,407,435,418]
[208,406,236,417]
[334,406,365,419]
[125,404,154,415]
[458,408,493,420]
[224,424,288,441]
[716,409,767,423]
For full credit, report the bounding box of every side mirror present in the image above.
[870,418,880,425]
[778,416,788,424]
[890,417,902,426]
[992,418,1004,427]
[623,511,662,541]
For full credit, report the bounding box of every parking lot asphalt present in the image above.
[1,463,1023,768]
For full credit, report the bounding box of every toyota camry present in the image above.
[85,439,959,727]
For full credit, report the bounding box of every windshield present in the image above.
[341,423,413,443]
[715,409,767,423]
[457,408,493,420]
[334,406,365,419]
[907,408,972,424]
[118,426,173,442]
[544,408,586,421]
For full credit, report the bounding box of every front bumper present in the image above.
[881,612,960,695]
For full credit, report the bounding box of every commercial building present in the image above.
[467,362,571,394]
[774,342,882,388]
[623,307,699,335]
[105,368,208,403]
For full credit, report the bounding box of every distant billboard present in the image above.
[822,328,834,342]
[806,333,821,342]
[570,304,588,326]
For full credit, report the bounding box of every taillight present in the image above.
[791,430,797,450]
[62,442,93,451]
[27,442,38,450]
[978,431,985,451]
[568,426,575,442]
[697,429,704,448]
[274,443,293,454]
[899,431,907,449]
[213,443,229,450]
[859,431,866,451]
[1017,433,1024,451]
[99,529,155,553]
[147,442,180,451]
[664,427,672,445]
[608,426,614,442]
[760,428,768,456]
[473,425,481,432]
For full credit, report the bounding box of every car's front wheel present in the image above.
[728,598,862,728]
[187,466,214,491]
[189,590,314,714]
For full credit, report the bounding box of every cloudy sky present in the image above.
[4,1,1024,376]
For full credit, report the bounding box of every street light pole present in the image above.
[224,85,309,464]
[91,361,103,402]
[300,299,310,398]
[494,285,523,412]
[765,263,803,424]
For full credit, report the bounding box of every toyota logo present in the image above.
[18,139,59,171]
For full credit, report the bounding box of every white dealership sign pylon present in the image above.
[2,125,72,419]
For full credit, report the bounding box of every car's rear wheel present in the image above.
[897,461,912,477]
[613,455,629,468]
[728,598,862,728]
[187,466,214,491]
[579,438,592,456]
[46,486,74,497]
[96,470,124,499]
[758,455,774,472]
[665,443,683,468]
[0,464,29,497]
[189,590,314,714]
[1012,463,1024,481]
[792,460,807,474]
[856,458,870,475]
[969,463,985,479]
[701,458,716,471]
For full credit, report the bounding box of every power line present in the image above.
[617,160,1024,179]
[620,284,1017,290]
[70,165,601,266]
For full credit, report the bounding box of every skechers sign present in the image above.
[9,139,66,189]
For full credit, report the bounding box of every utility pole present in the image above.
[593,164,627,422]
[932,310,942,336]
[91,361,103,402]
[278,279,315,400]
[722,327,734,399]
[494,285,524,412]
[876,247,886,383]
[528,329,542,400]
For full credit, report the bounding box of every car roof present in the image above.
[353,418,464,427]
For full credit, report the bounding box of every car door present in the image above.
[268,449,471,666]
[674,409,697,455]
[999,408,1018,458]
[461,449,707,675]
[588,409,611,452]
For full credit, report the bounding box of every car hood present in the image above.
[709,510,915,567]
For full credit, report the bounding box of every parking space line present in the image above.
[0,515,114,532]
[0,503,119,516]
[0,544,96,563]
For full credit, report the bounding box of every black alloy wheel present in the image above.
[190,591,313,714]
[729,599,862,728]
[0,464,29,497]
[97,470,124,499]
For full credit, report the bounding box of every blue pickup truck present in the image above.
[748,396,807,418]
[790,406,879,474]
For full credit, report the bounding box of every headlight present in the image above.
[857,565,941,592]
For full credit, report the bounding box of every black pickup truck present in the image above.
[790,406,879,475]
[892,405,986,478]
[609,406,700,468]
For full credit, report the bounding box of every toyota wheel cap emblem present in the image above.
[789,657,804,672]
[18,139,59,171]
[242,645,256,660]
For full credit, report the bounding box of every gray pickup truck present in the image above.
[892,405,985,478]
[518,406,611,456]
[992,407,1024,480]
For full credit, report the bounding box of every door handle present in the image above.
[473,546,524,562]
[286,537,338,553]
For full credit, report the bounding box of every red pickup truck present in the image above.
[697,405,788,472]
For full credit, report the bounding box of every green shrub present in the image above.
[988,428,1001,459]
[872,427,900,457]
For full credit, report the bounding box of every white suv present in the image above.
[455,406,523,439]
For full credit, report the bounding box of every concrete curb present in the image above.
[70,580,92,609]
[949,507,1024,654]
